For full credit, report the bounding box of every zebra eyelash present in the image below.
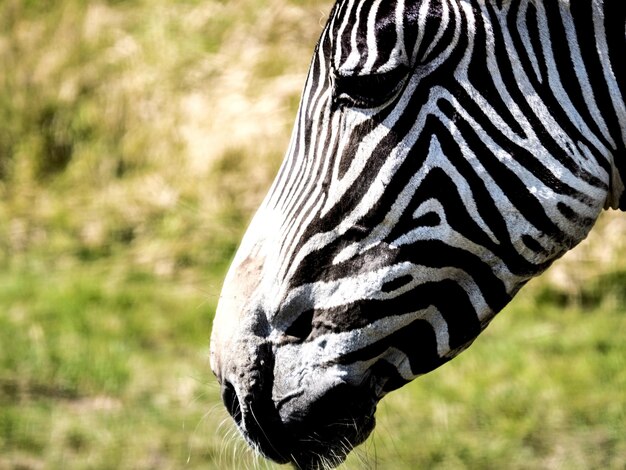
[330,64,411,109]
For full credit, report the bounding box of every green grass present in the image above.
[0,262,215,467]
[364,292,626,470]
[0,0,625,469]
[1,254,624,469]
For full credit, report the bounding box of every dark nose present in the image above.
[221,380,242,427]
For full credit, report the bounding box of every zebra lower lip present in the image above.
[286,413,376,470]
[289,446,350,470]
[236,406,376,469]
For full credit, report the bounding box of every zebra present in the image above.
[210,0,626,468]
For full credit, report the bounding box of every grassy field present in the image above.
[0,1,624,469]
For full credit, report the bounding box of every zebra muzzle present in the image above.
[215,331,378,468]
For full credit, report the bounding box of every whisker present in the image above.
[248,406,284,460]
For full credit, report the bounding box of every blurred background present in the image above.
[0,1,624,468]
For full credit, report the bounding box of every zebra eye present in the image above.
[332,65,410,109]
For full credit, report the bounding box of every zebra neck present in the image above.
[511,0,626,210]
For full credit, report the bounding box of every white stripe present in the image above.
[560,0,616,148]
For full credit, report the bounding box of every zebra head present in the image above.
[211,0,625,467]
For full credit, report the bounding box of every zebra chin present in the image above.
[220,372,377,469]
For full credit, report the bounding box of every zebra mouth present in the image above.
[221,378,378,469]
[250,410,377,470]
[279,385,377,469]
[287,414,376,470]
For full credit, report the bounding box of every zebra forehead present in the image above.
[328,0,530,76]
[330,0,437,74]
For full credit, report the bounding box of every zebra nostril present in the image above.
[221,380,243,426]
